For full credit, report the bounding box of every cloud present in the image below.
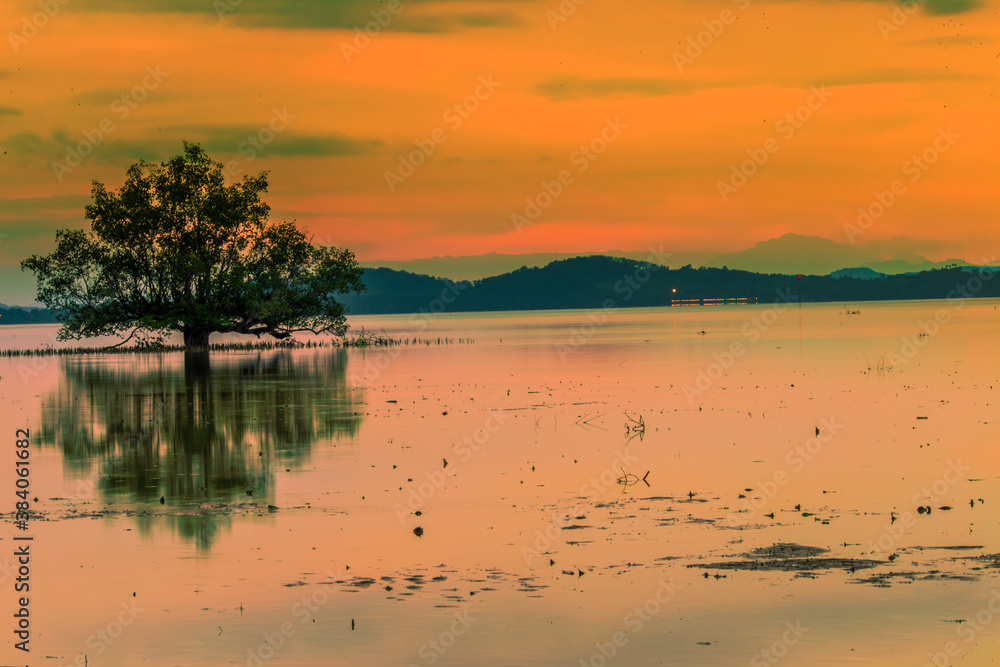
[824,67,982,86]
[0,194,90,219]
[4,127,383,163]
[44,130,164,163]
[782,0,981,14]
[920,0,981,14]
[5,132,56,156]
[533,67,981,100]
[265,135,385,156]
[532,76,713,100]
[71,89,179,108]
[72,0,528,32]
[0,106,22,115]
[909,33,994,45]
[190,126,384,157]
[394,10,525,33]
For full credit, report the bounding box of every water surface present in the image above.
[1,299,999,666]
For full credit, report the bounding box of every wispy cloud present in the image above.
[72,0,529,31]
[533,67,979,101]
[533,76,714,100]
[5,128,383,163]
[920,0,981,14]
[784,0,981,14]
[188,126,384,157]
[823,67,982,87]
[0,194,90,218]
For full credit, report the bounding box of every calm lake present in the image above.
[1,298,999,666]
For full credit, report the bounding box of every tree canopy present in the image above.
[21,142,365,348]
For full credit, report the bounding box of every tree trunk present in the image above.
[182,348,211,375]
[183,330,211,348]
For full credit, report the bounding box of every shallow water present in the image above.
[1,298,999,666]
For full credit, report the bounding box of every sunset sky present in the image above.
[1,0,997,288]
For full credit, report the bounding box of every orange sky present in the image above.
[1,0,997,270]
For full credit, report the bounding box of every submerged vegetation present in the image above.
[0,330,474,358]
[863,354,896,374]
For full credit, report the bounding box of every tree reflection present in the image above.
[37,348,363,549]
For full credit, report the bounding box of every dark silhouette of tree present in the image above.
[21,142,365,348]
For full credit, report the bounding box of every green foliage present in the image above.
[21,143,364,346]
[338,257,1000,314]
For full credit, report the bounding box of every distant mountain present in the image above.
[6,257,997,326]
[362,234,970,282]
[339,256,1000,315]
[0,304,59,325]
[342,268,465,314]
[864,258,969,274]
[1,233,984,310]
[362,249,709,282]
[830,268,885,280]
[0,302,45,311]
[704,233,968,275]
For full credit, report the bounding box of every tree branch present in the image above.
[100,328,139,350]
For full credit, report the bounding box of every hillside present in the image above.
[360,234,969,282]
[4,256,997,325]
[0,304,60,325]
[339,256,1000,315]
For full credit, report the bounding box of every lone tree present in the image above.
[22,142,365,348]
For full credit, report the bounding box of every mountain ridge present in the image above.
[4,256,997,326]
[338,256,999,316]
[360,234,968,282]
[0,234,979,308]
